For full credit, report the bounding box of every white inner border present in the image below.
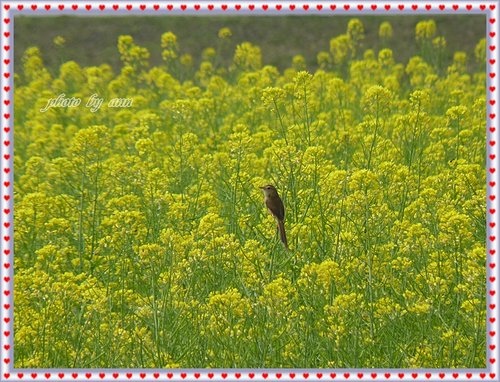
[1,1,498,381]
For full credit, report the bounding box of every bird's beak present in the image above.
[259,186,265,190]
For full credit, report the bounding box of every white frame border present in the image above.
[1,1,498,381]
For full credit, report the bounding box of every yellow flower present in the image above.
[218,27,232,40]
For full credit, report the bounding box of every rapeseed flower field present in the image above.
[14,18,486,368]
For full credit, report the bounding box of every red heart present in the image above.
[235,373,241,379]
[357,373,363,378]
[490,263,496,269]
[330,374,336,378]
[316,4,323,10]
[221,4,228,10]
[330,5,336,10]
[276,374,282,379]
[72,5,78,10]
[153,374,159,379]
[275,4,282,10]
[491,4,497,9]
[44,4,51,10]
[126,4,132,10]
[58,5,64,10]
[343,373,350,379]
[303,5,310,10]
[289,374,295,379]
[466,373,472,379]
[317,374,323,379]
[126,374,132,379]
[385,373,391,378]
[194,4,200,10]
[263,373,269,379]
[466,4,472,10]
[289,4,295,10]
[398,4,404,9]
[153,4,159,10]
[490,19,496,24]
[31,4,37,10]
[439,373,445,379]
[221,373,228,379]
[85,5,91,10]
[246,4,252,10]
[384,4,390,10]
[99,373,105,379]
[261,4,267,10]
[85,373,91,379]
[235,4,241,10]
[357,5,364,10]
[112,4,119,10]
[452,4,458,10]
[481,4,486,10]
[440,5,446,10]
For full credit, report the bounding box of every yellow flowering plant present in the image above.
[13,17,486,369]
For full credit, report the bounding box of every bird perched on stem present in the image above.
[260,185,288,249]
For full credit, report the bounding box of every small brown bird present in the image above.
[260,184,288,249]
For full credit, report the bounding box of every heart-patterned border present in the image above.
[1,1,498,381]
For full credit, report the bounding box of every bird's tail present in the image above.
[277,220,288,249]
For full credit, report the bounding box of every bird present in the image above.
[260,184,288,249]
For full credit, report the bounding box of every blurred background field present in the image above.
[14,15,484,73]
